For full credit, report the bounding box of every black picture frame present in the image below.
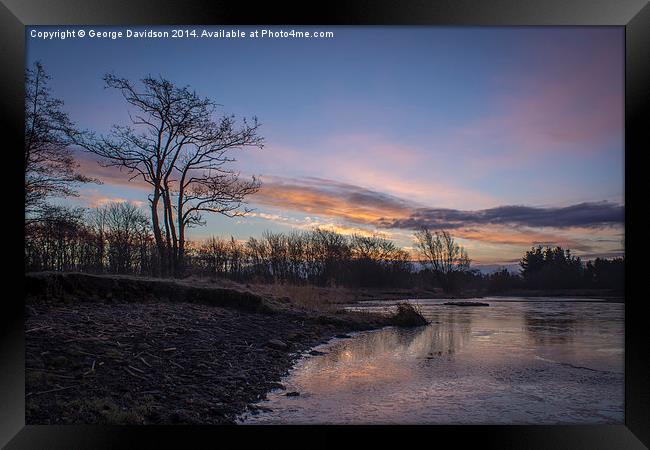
[1,0,648,448]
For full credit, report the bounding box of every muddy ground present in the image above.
[24,273,400,424]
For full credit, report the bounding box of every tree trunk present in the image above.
[176,176,187,278]
[161,194,174,277]
[150,189,166,277]
[160,183,180,277]
[178,225,185,277]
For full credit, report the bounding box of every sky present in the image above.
[26,26,625,265]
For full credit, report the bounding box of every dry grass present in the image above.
[252,283,342,312]
[391,302,428,327]
[176,276,446,311]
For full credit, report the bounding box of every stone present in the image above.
[265,339,288,350]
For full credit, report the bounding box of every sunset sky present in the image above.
[26,26,625,266]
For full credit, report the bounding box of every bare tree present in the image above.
[414,228,470,292]
[24,204,88,271]
[172,116,262,273]
[77,74,200,275]
[24,62,95,220]
[350,234,401,262]
[90,202,151,274]
[77,74,263,276]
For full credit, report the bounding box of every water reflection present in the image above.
[241,298,623,425]
[296,322,472,393]
[523,307,580,345]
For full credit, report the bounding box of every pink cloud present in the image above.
[237,134,499,209]
[74,151,151,190]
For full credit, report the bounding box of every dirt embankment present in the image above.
[25,272,272,312]
[25,272,421,425]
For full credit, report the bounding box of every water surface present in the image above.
[240,297,623,424]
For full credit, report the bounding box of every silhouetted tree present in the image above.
[349,234,411,287]
[486,268,522,293]
[90,202,151,274]
[520,245,544,280]
[25,205,88,271]
[584,257,624,291]
[414,228,470,293]
[24,62,95,220]
[77,74,262,276]
[520,245,583,289]
[26,202,155,275]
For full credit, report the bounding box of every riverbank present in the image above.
[24,272,423,424]
[172,276,474,307]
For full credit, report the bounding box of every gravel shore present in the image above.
[25,274,397,424]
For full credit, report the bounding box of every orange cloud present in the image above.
[248,176,624,262]
[248,211,392,239]
[252,176,414,225]
[454,227,583,249]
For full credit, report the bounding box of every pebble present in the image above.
[265,339,288,350]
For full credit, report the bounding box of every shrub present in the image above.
[391,302,428,327]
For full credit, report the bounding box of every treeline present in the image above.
[25,203,624,293]
[479,246,624,293]
[25,204,155,275]
[517,245,624,291]
[187,229,412,287]
[25,202,414,288]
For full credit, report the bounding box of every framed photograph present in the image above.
[2,0,648,448]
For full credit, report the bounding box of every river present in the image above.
[239,297,624,424]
